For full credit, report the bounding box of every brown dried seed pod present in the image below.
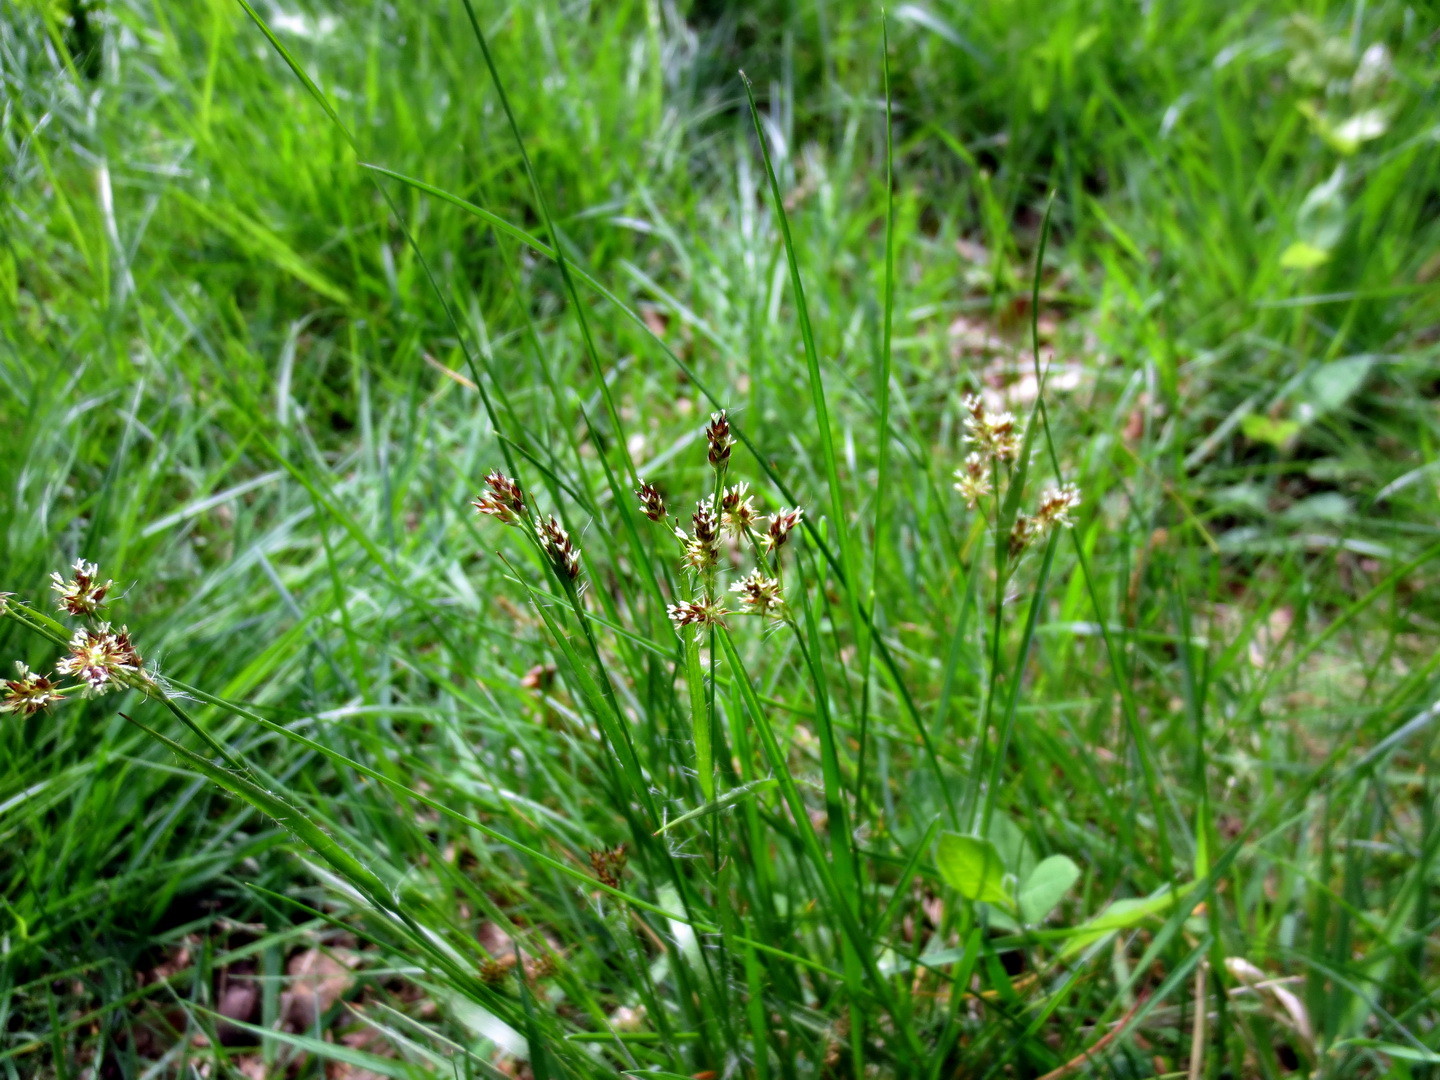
[635,480,667,522]
[704,410,732,470]
[589,843,628,888]
[473,471,527,525]
[537,516,581,581]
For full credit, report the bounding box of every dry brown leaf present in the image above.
[1224,957,1314,1053]
[282,949,357,1032]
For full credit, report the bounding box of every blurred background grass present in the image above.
[2,0,1439,1075]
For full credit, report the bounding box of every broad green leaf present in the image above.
[985,810,1036,885]
[935,833,1010,906]
[1018,855,1081,923]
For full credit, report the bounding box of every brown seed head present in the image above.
[953,452,992,509]
[704,410,733,470]
[681,500,722,571]
[666,599,729,629]
[479,956,517,985]
[55,624,141,696]
[111,626,143,671]
[1,663,65,716]
[537,516,581,581]
[730,569,783,616]
[473,471,526,525]
[721,483,759,535]
[50,559,113,617]
[765,507,804,551]
[635,479,667,522]
[693,500,720,541]
[1034,483,1082,533]
[1007,514,1036,560]
[962,393,1021,464]
[589,843,628,888]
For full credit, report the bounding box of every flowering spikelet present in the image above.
[55,624,141,695]
[472,471,526,525]
[962,394,1021,464]
[704,410,733,470]
[1,662,65,716]
[479,956,516,985]
[765,507,804,551]
[537,516,581,581]
[589,843,628,888]
[953,452,992,509]
[679,499,722,571]
[667,599,729,628]
[50,560,113,617]
[721,483,759,535]
[1008,514,1036,559]
[635,479,667,522]
[1034,483,1082,533]
[111,625,144,671]
[730,569,783,616]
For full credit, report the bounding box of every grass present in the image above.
[2,0,1439,1075]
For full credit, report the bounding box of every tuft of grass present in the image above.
[2,0,1439,1076]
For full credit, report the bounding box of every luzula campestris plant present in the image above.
[633,409,805,802]
[953,392,1082,558]
[1,561,154,717]
[635,410,804,630]
[471,472,584,585]
[949,384,1085,834]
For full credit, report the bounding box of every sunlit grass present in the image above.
[1,0,1438,1076]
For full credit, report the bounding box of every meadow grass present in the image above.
[2,0,1439,1076]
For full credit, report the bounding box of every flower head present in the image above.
[50,560,113,617]
[2,662,65,716]
[953,452,992,509]
[962,394,1021,464]
[721,483,759,535]
[680,499,722,572]
[473,472,526,525]
[635,479,667,522]
[1008,514,1036,559]
[765,507,804,551]
[1034,483,1082,533]
[704,410,733,470]
[536,516,581,581]
[479,956,517,985]
[110,625,144,670]
[54,624,142,696]
[730,569,783,616]
[667,599,730,629]
[589,843,628,888]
